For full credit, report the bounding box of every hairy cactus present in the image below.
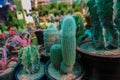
[61,15,76,73]
[50,44,62,69]
[44,23,59,52]
[18,45,40,74]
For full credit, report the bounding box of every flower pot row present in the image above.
[14,52,85,80]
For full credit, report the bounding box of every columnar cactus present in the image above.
[95,0,118,48]
[50,44,62,69]
[60,15,76,73]
[44,23,59,52]
[113,0,120,44]
[18,45,40,74]
[87,0,104,49]
[87,0,119,49]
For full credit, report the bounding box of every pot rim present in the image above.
[77,40,120,59]
[44,60,85,80]
[15,62,45,80]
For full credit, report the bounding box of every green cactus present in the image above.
[87,0,119,49]
[60,61,73,74]
[87,0,104,49]
[113,0,120,43]
[95,0,118,48]
[61,15,76,68]
[44,23,59,52]
[18,45,40,74]
[50,44,62,69]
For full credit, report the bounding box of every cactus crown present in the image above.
[61,15,76,37]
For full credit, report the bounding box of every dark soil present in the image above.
[80,41,120,55]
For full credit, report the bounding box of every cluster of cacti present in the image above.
[87,0,120,49]
[18,45,40,74]
[50,15,76,74]
[44,23,59,52]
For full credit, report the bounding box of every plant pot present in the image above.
[15,62,45,80]
[77,41,120,80]
[39,47,50,63]
[45,60,85,80]
[0,61,20,80]
[34,29,44,45]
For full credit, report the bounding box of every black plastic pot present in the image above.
[15,62,45,80]
[39,47,50,63]
[34,29,44,45]
[45,60,85,80]
[77,41,120,80]
[0,61,21,80]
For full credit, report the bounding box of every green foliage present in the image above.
[0,24,6,32]
[38,2,87,16]
[73,15,85,39]
[18,45,40,74]
[13,0,22,10]
[32,14,41,28]
[50,44,62,69]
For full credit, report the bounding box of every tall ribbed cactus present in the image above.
[44,23,59,52]
[87,0,119,49]
[95,0,118,48]
[87,0,104,49]
[50,44,62,69]
[60,15,76,73]
[113,0,120,45]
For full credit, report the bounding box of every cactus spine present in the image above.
[50,44,62,69]
[60,15,76,73]
[44,23,59,52]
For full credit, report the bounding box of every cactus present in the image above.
[61,15,76,73]
[87,0,104,48]
[113,0,120,44]
[60,61,73,74]
[114,0,120,32]
[50,44,62,69]
[18,45,40,74]
[87,0,119,49]
[95,0,118,48]
[44,23,59,52]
